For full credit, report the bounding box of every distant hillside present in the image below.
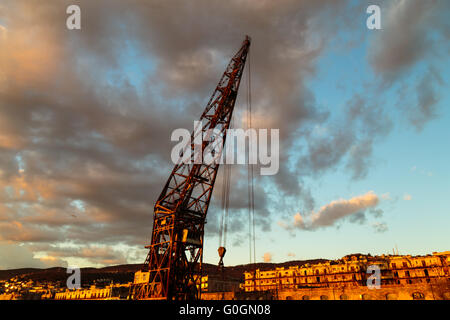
[0,265,140,284]
[0,259,328,284]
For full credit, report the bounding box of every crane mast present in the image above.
[134,36,251,300]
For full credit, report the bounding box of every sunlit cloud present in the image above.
[263,252,273,263]
[282,191,381,231]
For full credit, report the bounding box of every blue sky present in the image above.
[204,3,450,265]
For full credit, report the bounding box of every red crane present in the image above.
[132,36,251,300]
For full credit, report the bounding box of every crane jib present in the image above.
[130,36,251,300]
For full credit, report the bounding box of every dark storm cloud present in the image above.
[1,0,352,266]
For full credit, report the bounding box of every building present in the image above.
[54,283,131,300]
[240,251,450,300]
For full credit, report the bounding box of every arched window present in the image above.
[340,294,349,300]
[320,295,328,300]
[302,295,310,300]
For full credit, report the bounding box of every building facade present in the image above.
[54,283,131,300]
[241,251,450,300]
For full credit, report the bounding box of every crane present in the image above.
[131,36,251,300]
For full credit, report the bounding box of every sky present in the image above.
[0,0,449,269]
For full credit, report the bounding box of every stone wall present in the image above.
[200,280,450,300]
[276,281,450,300]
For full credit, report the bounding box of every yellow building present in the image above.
[200,274,240,293]
[54,283,131,300]
[242,251,450,293]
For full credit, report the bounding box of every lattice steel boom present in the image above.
[132,36,251,300]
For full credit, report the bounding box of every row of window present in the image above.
[246,275,360,285]
[55,291,111,299]
[254,266,361,278]
[391,259,442,268]
[249,257,447,279]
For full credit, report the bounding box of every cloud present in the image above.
[409,67,443,131]
[369,0,448,79]
[0,0,352,268]
[369,208,384,218]
[296,94,393,181]
[381,193,391,200]
[0,24,6,41]
[403,194,412,201]
[410,166,433,177]
[372,222,388,233]
[0,242,67,269]
[0,0,447,268]
[283,191,381,231]
[263,252,273,263]
[369,0,449,131]
[26,243,135,267]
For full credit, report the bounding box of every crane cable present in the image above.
[218,120,232,274]
[246,49,256,267]
[218,47,255,269]
[219,142,231,249]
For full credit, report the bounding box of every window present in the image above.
[412,292,425,300]
[403,262,407,268]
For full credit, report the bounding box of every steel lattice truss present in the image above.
[131,36,251,300]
